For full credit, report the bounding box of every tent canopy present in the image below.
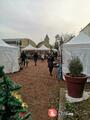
[63,32,90,82]
[0,39,19,73]
[51,48,58,52]
[22,44,37,51]
[38,45,50,51]
[65,32,90,45]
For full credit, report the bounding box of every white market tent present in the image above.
[62,32,90,82]
[38,45,50,51]
[51,48,58,52]
[22,44,37,51]
[0,39,20,73]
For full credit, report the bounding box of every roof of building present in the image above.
[3,38,27,42]
[80,23,90,37]
[3,38,36,47]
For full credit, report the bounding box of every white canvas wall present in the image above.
[0,39,20,73]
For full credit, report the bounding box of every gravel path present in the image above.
[9,60,65,120]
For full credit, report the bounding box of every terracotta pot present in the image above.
[65,74,87,98]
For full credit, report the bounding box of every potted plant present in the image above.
[65,57,87,98]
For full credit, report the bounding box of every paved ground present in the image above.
[9,60,65,120]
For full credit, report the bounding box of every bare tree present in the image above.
[54,33,75,49]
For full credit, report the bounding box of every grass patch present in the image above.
[63,97,90,120]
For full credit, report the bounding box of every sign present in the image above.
[48,108,57,118]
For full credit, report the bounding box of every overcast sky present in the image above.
[0,0,90,44]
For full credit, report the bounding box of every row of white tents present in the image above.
[0,39,57,73]
[1,30,90,82]
[63,32,90,82]
[22,44,50,51]
[0,40,51,73]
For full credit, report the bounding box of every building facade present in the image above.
[3,38,30,48]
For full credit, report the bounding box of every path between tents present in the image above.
[9,60,65,120]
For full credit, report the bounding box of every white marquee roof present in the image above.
[38,45,50,50]
[23,44,37,50]
[65,32,90,45]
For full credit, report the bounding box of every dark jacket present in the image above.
[47,55,54,68]
[21,52,26,61]
[33,53,38,61]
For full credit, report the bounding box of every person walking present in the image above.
[47,53,54,76]
[25,53,29,67]
[33,52,38,66]
[20,51,26,67]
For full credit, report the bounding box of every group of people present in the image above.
[20,51,29,69]
[33,52,55,76]
[20,51,38,68]
[20,51,55,76]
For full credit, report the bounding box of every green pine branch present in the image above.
[0,66,32,120]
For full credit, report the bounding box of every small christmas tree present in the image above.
[0,66,32,120]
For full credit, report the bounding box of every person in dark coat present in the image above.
[47,54,54,76]
[20,51,26,66]
[33,52,38,66]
